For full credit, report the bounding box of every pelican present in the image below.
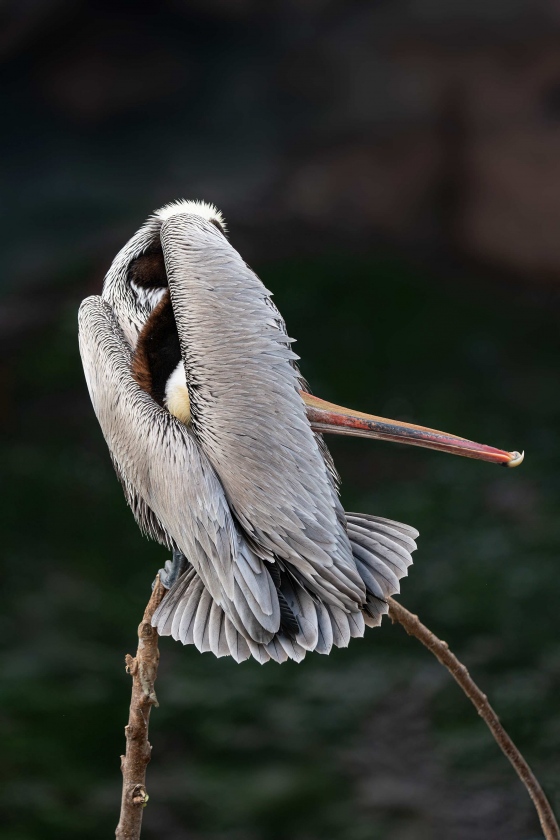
[78,200,523,664]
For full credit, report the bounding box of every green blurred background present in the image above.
[2,3,560,839]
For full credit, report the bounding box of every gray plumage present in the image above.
[78,200,418,663]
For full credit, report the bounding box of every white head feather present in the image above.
[102,200,227,348]
[155,199,226,232]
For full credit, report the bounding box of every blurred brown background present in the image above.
[2,2,560,839]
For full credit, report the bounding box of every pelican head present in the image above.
[102,200,226,348]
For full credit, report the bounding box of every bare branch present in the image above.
[387,596,559,840]
[115,578,167,840]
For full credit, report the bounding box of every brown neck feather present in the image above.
[131,291,182,406]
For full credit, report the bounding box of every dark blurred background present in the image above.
[2,2,560,838]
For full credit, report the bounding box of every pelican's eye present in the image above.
[128,245,168,308]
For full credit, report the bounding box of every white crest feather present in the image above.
[155,199,226,232]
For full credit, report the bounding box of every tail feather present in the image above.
[347,519,416,573]
[154,566,197,635]
[246,638,271,664]
[346,513,416,594]
[175,574,204,643]
[224,616,252,663]
[209,601,230,658]
[193,587,214,652]
[352,555,387,601]
[277,633,307,662]
[315,602,334,655]
[351,533,412,579]
[364,598,389,628]
[346,512,419,541]
[348,608,366,638]
[151,512,418,663]
[265,637,290,663]
[280,576,319,651]
[326,602,352,648]
[351,544,400,597]
[230,580,276,645]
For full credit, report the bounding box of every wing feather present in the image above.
[160,215,365,611]
[78,295,280,644]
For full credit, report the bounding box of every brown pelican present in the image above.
[78,201,523,664]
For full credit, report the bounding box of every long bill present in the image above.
[301,392,524,468]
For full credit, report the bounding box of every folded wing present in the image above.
[161,214,365,611]
[78,295,281,644]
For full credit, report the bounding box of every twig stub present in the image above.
[115,578,167,840]
[387,596,559,840]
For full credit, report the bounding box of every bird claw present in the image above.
[152,550,188,590]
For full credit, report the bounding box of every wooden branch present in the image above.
[387,596,559,840]
[115,578,167,840]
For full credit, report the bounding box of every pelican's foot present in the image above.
[153,550,188,590]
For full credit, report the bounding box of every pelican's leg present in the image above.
[153,549,188,590]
